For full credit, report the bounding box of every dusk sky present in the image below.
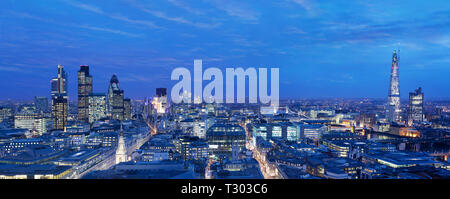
[1,0,449,100]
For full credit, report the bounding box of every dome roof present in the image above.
[110,74,119,84]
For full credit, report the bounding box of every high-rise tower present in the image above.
[51,65,68,131]
[387,50,401,123]
[78,65,93,122]
[52,95,68,130]
[108,74,124,120]
[408,87,424,125]
[51,65,68,100]
[153,88,167,114]
[88,93,107,124]
[123,98,131,120]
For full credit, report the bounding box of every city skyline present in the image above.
[1,0,450,100]
[1,0,449,182]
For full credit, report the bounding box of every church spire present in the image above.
[115,122,127,164]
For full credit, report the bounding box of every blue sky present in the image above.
[0,0,449,100]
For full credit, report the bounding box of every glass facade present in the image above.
[77,65,93,123]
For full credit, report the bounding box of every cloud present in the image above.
[292,0,313,12]
[139,8,221,29]
[66,0,103,14]
[208,0,260,22]
[285,27,307,35]
[227,34,265,47]
[166,0,205,15]
[9,11,143,38]
[0,66,25,72]
[429,35,450,48]
[77,25,143,38]
[290,0,319,16]
[8,11,52,23]
[65,0,161,29]
[109,14,161,29]
[120,73,169,83]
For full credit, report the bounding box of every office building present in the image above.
[14,113,46,136]
[152,88,167,114]
[52,96,68,131]
[51,65,68,131]
[206,123,246,159]
[193,120,206,138]
[0,107,12,122]
[302,124,327,141]
[252,122,300,141]
[108,75,124,121]
[78,65,93,122]
[123,98,131,121]
[51,65,68,100]
[408,87,424,125]
[88,93,107,124]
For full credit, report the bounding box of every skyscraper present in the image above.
[387,50,401,123]
[78,65,93,123]
[153,88,167,114]
[156,88,167,98]
[108,74,124,121]
[88,93,107,124]
[51,65,68,131]
[51,65,68,100]
[52,95,68,131]
[408,87,424,125]
[123,98,131,121]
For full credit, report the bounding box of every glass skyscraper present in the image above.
[88,93,107,124]
[52,95,68,130]
[51,65,68,131]
[78,65,93,123]
[408,87,424,125]
[387,50,401,123]
[108,74,124,121]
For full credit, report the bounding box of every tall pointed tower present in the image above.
[387,50,401,123]
[115,123,127,164]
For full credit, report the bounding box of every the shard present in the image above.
[387,50,401,123]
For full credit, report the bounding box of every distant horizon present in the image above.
[0,62,449,102]
[2,95,450,103]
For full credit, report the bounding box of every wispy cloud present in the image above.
[291,0,318,16]
[66,0,103,13]
[429,35,450,48]
[0,66,25,72]
[208,0,260,23]
[120,73,169,83]
[9,11,143,38]
[8,11,52,23]
[65,0,161,29]
[166,0,205,15]
[227,34,265,47]
[78,25,143,38]
[292,0,313,12]
[139,8,221,29]
[285,27,307,35]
